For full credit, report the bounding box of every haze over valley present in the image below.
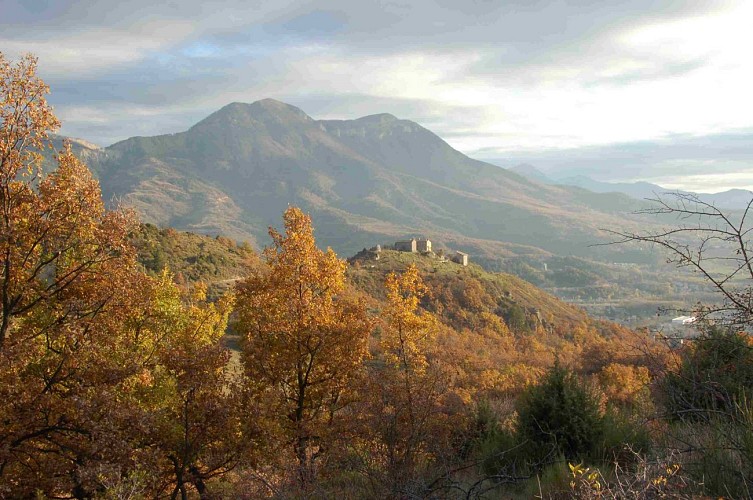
[3,1,753,497]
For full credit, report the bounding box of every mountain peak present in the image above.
[248,99,314,122]
[196,99,313,129]
[50,134,102,151]
[249,98,304,113]
[355,113,399,123]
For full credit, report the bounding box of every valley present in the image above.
[47,100,733,324]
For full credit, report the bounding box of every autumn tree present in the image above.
[0,53,250,498]
[358,264,463,494]
[0,52,61,346]
[235,206,371,485]
[117,275,258,499]
[598,362,652,415]
[0,52,155,495]
[378,264,441,465]
[381,264,438,375]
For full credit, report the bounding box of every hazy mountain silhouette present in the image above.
[61,99,659,263]
[557,175,751,210]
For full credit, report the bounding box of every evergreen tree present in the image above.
[517,363,603,462]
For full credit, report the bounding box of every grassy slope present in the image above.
[348,249,588,327]
[131,223,257,299]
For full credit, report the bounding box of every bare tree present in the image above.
[605,192,753,498]
[603,191,753,329]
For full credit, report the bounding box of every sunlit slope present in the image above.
[69,99,653,264]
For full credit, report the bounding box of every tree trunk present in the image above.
[190,465,208,499]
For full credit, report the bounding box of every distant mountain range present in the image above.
[509,164,751,211]
[50,99,670,267]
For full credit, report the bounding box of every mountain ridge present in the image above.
[506,166,751,211]
[54,99,660,267]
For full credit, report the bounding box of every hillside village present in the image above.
[363,237,470,266]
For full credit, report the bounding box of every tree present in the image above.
[664,326,753,418]
[598,362,652,414]
[235,206,371,485]
[0,53,156,495]
[0,53,254,499]
[517,363,603,462]
[381,264,438,375]
[359,264,457,494]
[0,52,61,347]
[132,277,255,500]
[0,52,270,498]
[605,192,753,328]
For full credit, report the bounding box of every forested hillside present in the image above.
[133,226,653,393]
[132,223,256,299]
[4,52,753,499]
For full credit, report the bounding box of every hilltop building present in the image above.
[416,239,432,253]
[395,238,417,252]
[390,238,469,265]
[452,251,468,266]
[395,238,432,253]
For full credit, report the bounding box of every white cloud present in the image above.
[0,24,195,77]
[451,2,753,152]
[4,0,752,189]
[647,170,753,193]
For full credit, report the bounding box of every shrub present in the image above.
[662,327,753,496]
[517,363,603,463]
[664,327,753,419]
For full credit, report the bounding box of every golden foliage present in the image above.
[381,264,438,374]
[0,53,150,494]
[598,362,651,410]
[235,206,371,482]
[0,53,249,498]
[353,264,470,492]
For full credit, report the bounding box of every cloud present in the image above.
[650,171,753,192]
[478,130,753,192]
[0,28,190,77]
[1,0,751,194]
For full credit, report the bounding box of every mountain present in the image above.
[73,99,652,268]
[557,175,669,200]
[558,175,752,210]
[705,189,753,210]
[509,163,555,184]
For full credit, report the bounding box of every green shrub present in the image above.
[598,410,651,463]
[517,363,603,463]
[662,328,753,496]
[665,327,753,419]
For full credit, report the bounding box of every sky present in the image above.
[2,0,752,192]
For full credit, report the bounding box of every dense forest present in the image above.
[3,53,753,499]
